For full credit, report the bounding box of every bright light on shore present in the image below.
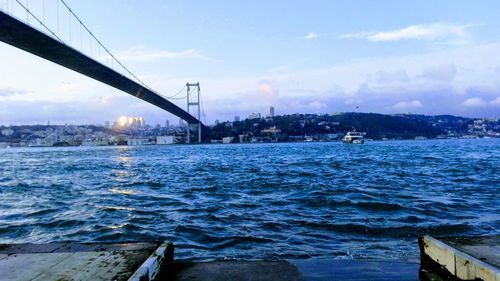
[118,116,128,127]
[115,116,146,128]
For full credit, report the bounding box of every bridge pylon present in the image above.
[186,82,201,143]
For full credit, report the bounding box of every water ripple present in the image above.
[0,139,498,261]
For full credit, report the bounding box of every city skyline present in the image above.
[1,0,500,126]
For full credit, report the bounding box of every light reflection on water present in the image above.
[109,188,137,195]
[97,205,136,212]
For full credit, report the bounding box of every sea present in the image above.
[0,139,498,262]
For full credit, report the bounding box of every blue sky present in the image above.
[1,0,499,125]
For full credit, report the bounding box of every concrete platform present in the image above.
[419,235,500,281]
[163,259,420,281]
[169,261,302,281]
[0,241,420,281]
[0,242,172,281]
[291,258,419,281]
[1,236,497,280]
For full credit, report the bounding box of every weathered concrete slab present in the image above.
[0,242,168,281]
[171,261,302,281]
[0,242,160,254]
[419,235,500,281]
[290,258,419,281]
[168,259,420,281]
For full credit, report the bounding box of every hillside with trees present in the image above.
[207,112,488,141]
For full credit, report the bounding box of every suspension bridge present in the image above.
[0,0,204,142]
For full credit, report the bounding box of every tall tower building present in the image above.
[267,106,275,118]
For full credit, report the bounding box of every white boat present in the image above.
[342,131,365,144]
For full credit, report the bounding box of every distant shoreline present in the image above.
[0,136,497,149]
[1,113,499,147]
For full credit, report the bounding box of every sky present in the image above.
[1,0,500,125]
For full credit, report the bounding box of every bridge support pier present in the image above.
[186,123,201,144]
[198,123,201,143]
[186,82,202,144]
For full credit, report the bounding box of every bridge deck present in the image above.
[0,10,200,125]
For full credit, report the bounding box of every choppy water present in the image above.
[0,139,498,261]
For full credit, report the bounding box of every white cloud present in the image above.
[375,70,409,83]
[392,100,423,109]
[344,98,363,105]
[341,23,470,42]
[302,32,322,40]
[115,46,209,62]
[201,42,500,120]
[0,87,27,97]
[420,64,457,81]
[283,99,328,113]
[489,97,500,106]
[462,97,487,107]
[308,101,327,110]
[259,83,274,96]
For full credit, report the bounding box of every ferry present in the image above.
[342,131,365,144]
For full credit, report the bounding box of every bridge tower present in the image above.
[186,82,201,143]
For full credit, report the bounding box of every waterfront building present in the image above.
[222,137,235,144]
[322,133,341,141]
[1,128,14,136]
[127,137,151,146]
[81,139,96,146]
[239,134,250,143]
[261,126,281,134]
[156,136,178,145]
[248,113,261,120]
